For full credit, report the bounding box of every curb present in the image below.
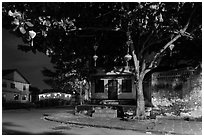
[44,116,179,135]
[156,116,202,122]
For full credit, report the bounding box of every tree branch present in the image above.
[148,5,197,69]
[139,35,171,58]
[149,34,181,68]
[130,44,139,72]
[139,61,151,80]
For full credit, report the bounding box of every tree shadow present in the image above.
[2,122,75,135]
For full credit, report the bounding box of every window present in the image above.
[14,94,19,100]
[2,82,7,88]
[23,85,26,90]
[22,95,27,100]
[122,79,132,93]
[10,83,15,89]
[95,79,104,93]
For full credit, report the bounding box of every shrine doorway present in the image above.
[108,80,118,99]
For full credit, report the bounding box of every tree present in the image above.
[2,2,201,117]
[123,3,201,117]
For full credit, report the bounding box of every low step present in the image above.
[92,107,117,118]
[101,100,119,105]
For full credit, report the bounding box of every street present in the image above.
[2,108,148,135]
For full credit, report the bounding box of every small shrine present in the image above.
[75,31,138,118]
[90,67,136,105]
[90,41,137,105]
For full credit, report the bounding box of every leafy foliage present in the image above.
[2,2,201,63]
[2,2,202,104]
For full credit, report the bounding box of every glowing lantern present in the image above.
[169,44,175,51]
[93,43,99,67]
[93,55,98,61]
[124,54,132,62]
[169,44,175,56]
[93,55,98,67]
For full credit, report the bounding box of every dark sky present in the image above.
[2,28,53,90]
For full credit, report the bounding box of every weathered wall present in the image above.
[151,68,202,117]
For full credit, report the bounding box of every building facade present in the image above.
[90,67,197,106]
[90,68,136,105]
[38,92,72,101]
[2,69,31,103]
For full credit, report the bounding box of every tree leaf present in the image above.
[25,21,34,27]
[8,10,13,16]
[12,19,20,26]
[19,26,26,34]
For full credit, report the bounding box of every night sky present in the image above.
[2,28,53,90]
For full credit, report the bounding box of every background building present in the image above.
[2,69,31,103]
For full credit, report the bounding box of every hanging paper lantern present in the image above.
[93,54,98,61]
[169,44,175,51]
[93,55,98,67]
[169,44,175,56]
[124,54,132,62]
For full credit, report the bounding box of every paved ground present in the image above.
[2,107,202,135]
[2,108,71,135]
[2,108,149,135]
[46,112,202,135]
[151,118,202,135]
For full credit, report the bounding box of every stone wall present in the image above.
[151,68,202,118]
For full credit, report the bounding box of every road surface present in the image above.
[2,108,147,135]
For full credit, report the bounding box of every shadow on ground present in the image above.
[2,122,75,135]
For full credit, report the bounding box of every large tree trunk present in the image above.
[131,49,146,118]
[135,66,150,118]
[131,49,147,118]
[136,73,145,117]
